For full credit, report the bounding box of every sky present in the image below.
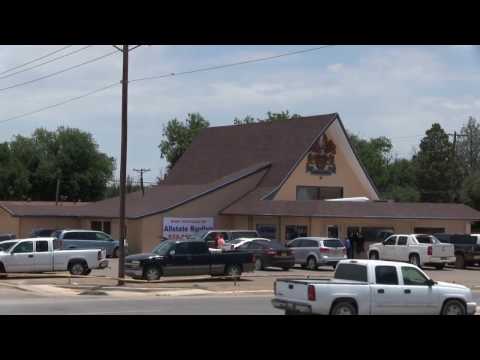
[0,45,479,184]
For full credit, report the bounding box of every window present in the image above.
[296,186,343,200]
[375,266,399,285]
[416,235,437,244]
[95,232,111,241]
[247,241,264,250]
[175,242,190,255]
[397,236,408,246]
[63,232,83,240]
[35,241,49,252]
[304,239,319,247]
[287,239,301,247]
[0,241,17,252]
[91,221,111,234]
[189,242,207,254]
[103,221,111,235]
[383,236,396,245]
[285,225,308,241]
[402,267,429,286]
[12,241,33,253]
[91,221,102,231]
[255,225,277,240]
[334,264,368,282]
[324,239,343,248]
[327,225,339,238]
[53,239,63,250]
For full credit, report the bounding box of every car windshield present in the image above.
[152,241,174,255]
[187,231,208,241]
[416,235,439,244]
[0,241,17,252]
[230,238,247,245]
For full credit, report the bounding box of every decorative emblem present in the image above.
[306,134,336,175]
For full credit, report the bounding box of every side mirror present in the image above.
[426,279,435,287]
[169,250,176,256]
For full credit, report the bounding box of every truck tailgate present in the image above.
[433,243,454,257]
[275,278,334,301]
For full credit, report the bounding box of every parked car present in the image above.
[225,237,271,250]
[287,237,346,270]
[236,239,294,271]
[52,229,125,258]
[0,237,108,276]
[125,239,256,281]
[368,234,455,269]
[434,233,480,269]
[272,259,477,315]
[188,229,259,248]
[0,233,16,241]
[30,228,57,237]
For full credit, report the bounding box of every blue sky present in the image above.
[0,45,479,184]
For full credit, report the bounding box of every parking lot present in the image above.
[2,258,480,294]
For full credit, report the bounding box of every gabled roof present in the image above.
[163,114,338,187]
[0,201,90,217]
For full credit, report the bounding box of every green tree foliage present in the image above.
[383,159,420,202]
[159,113,210,170]
[460,172,480,210]
[0,127,115,202]
[457,116,480,176]
[413,123,457,202]
[234,110,301,125]
[103,176,141,199]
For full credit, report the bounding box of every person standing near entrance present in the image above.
[344,237,352,258]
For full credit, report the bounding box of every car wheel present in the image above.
[369,252,379,260]
[225,264,242,279]
[330,301,357,315]
[282,267,290,271]
[113,247,119,258]
[442,299,466,315]
[409,254,421,268]
[306,256,317,270]
[455,254,465,269]
[435,264,445,270]
[332,262,337,270]
[69,261,87,276]
[255,258,264,271]
[143,266,161,281]
[83,269,92,276]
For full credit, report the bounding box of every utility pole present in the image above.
[55,178,61,206]
[133,168,151,196]
[448,131,468,202]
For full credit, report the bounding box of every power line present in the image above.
[0,49,120,93]
[0,82,120,124]
[0,45,93,81]
[129,45,336,83]
[0,45,73,75]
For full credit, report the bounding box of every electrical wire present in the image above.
[0,49,119,93]
[0,45,73,75]
[0,45,93,80]
[129,45,336,83]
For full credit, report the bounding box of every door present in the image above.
[165,242,195,276]
[371,265,405,315]
[6,241,35,273]
[400,266,437,315]
[62,232,89,250]
[287,239,304,264]
[34,240,52,272]
[188,242,211,275]
[381,236,397,260]
[394,236,410,262]
[94,232,114,254]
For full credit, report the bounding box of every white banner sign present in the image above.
[163,217,214,240]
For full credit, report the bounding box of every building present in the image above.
[1,113,479,257]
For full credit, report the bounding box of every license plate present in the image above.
[282,252,287,256]
[441,257,447,260]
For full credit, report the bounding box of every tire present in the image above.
[225,264,242,279]
[0,262,6,278]
[409,254,421,268]
[282,267,290,271]
[69,261,87,276]
[455,254,465,269]
[143,266,161,281]
[83,269,92,276]
[441,299,466,315]
[332,262,338,270]
[113,247,119,258]
[369,252,379,260]
[255,258,264,271]
[306,256,317,270]
[330,301,357,315]
[435,264,445,270]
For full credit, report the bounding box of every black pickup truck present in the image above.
[125,240,256,280]
[435,234,480,268]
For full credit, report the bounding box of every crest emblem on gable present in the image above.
[306,134,336,175]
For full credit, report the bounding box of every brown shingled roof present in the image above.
[0,201,91,217]
[163,113,337,187]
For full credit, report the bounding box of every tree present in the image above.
[103,175,141,199]
[348,133,393,193]
[414,123,457,202]
[159,113,209,170]
[0,127,115,202]
[460,172,480,210]
[383,158,420,202]
[234,110,301,125]
[457,116,480,176]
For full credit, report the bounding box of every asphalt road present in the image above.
[0,294,282,315]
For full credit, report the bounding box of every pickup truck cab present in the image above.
[434,233,480,269]
[272,259,477,315]
[125,239,255,281]
[368,234,455,269]
[0,237,108,276]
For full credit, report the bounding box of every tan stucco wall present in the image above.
[273,135,372,201]
[0,208,19,236]
[18,217,81,238]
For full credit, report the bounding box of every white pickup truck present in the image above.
[368,234,455,269]
[0,237,108,276]
[272,259,477,315]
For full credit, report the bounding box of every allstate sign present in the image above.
[163,217,214,240]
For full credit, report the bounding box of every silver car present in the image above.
[287,237,346,270]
